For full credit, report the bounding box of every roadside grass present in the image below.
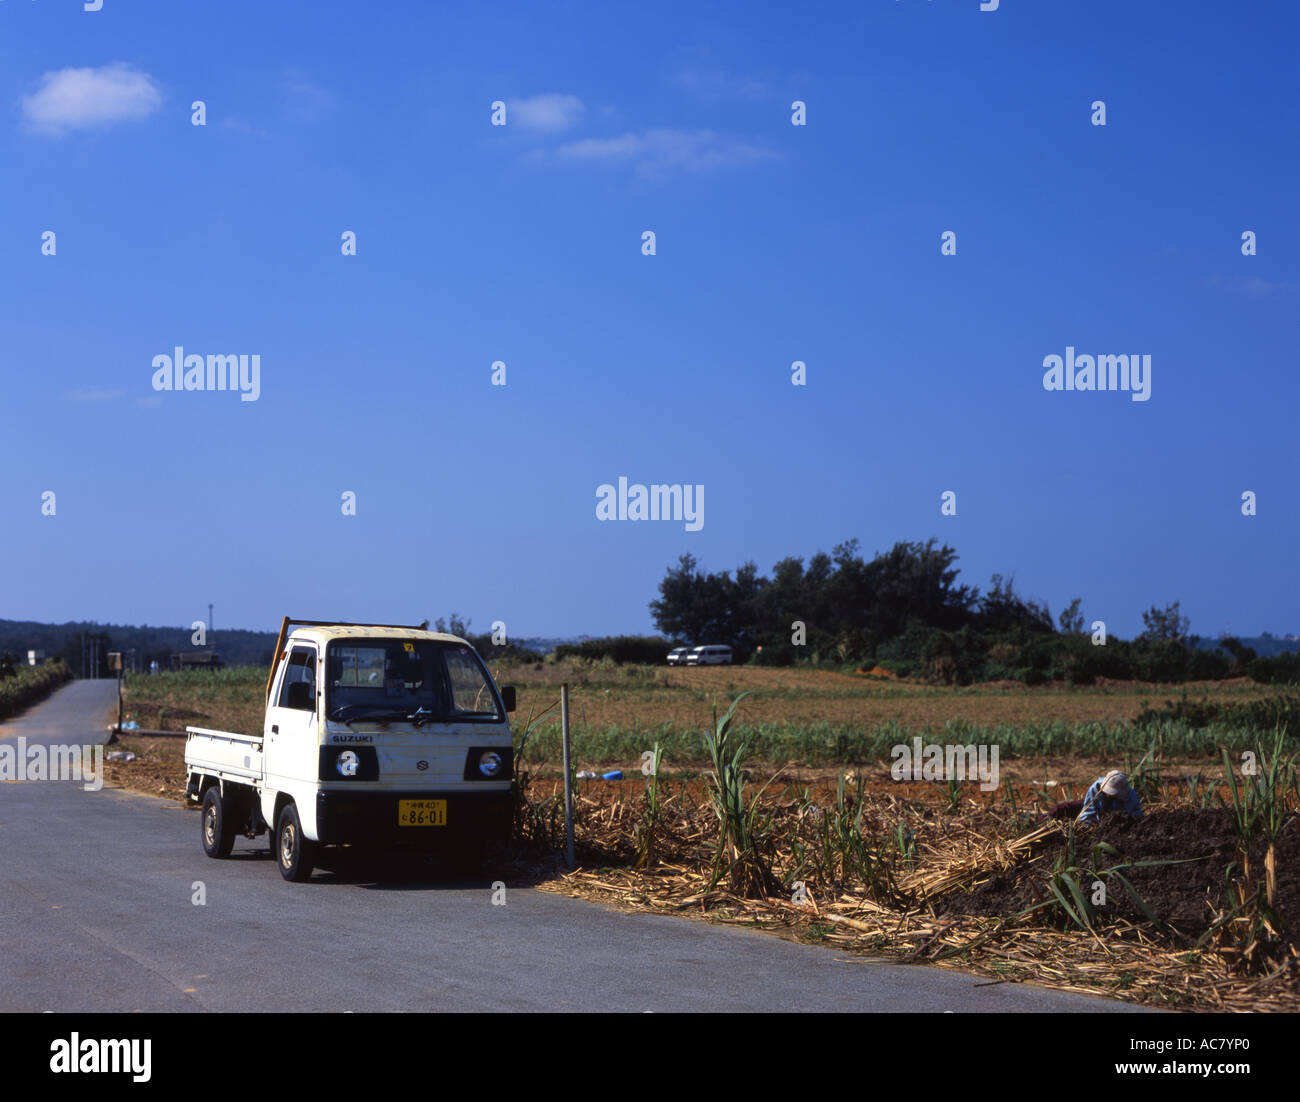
[0,660,73,723]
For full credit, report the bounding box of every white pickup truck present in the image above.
[184,618,517,881]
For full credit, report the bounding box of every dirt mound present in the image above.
[856,666,898,680]
[937,808,1300,943]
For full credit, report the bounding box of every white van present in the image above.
[685,645,732,666]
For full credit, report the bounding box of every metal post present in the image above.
[561,682,574,869]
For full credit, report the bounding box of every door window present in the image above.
[277,647,317,710]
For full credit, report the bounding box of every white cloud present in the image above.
[556,128,774,175]
[1236,276,1298,297]
[1207,273,1299,298]
[673,68,767,102]
[559,132,645,160]
[220,117,268,138]
[21,63,161,135]
[509,93,585,133]
[282,69,334,123]
[64,387,123,403]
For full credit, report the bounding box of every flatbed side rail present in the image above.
[186,726,263,745]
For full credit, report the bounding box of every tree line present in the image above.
[648,538,1291,685]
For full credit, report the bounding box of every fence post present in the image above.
[561,682,574,869]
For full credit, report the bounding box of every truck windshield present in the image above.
[325,639,501,722]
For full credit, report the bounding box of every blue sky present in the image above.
[1,0,1296,642]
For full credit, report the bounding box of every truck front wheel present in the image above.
[201,786,237,858]
[276,803,317,882]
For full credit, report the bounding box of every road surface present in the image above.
[0,681,1147,1012]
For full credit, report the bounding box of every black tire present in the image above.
[200,786,236,859]
[276,803,317,882]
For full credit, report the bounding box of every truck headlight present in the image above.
[336,750,360,777]
[477,750,502,778]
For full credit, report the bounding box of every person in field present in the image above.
[1075,769,1143,824]
[1041,770,1143,823]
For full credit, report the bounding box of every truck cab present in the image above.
[185,618,516,881]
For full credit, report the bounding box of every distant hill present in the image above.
[515,636,586,655]
[0,618,278,675]
[1194,634,1300,659]
[0,619,585,675]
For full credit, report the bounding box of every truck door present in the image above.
[264,644,319,787]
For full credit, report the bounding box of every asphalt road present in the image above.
[0,681,1147,1012]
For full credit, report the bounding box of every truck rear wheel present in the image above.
[201,786,236,858]
[276,803,316,882]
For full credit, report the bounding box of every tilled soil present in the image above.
[937,807,1300,944]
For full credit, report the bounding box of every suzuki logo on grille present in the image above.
[416,760,429,771]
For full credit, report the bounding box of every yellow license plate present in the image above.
[397,799,447,826]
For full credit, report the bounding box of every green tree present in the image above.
[649,554,738,644]
[1140,602,1190,643]
[862,539,979,639]
[433,613,471,637]
[979,574,1054,634]
[1058,597,1085,634]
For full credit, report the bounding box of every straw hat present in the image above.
[1100,770,1131,797]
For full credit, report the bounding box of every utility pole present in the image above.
[209,603,214,639]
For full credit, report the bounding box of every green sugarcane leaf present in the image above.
[1048,879,1087,930]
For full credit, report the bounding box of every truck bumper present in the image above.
[314,789,512,847]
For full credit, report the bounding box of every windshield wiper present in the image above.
[328,704,412,727]
[330,703,446,726]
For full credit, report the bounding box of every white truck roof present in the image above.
[285,625,468,647]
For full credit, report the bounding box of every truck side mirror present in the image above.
[500,686,516,713]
